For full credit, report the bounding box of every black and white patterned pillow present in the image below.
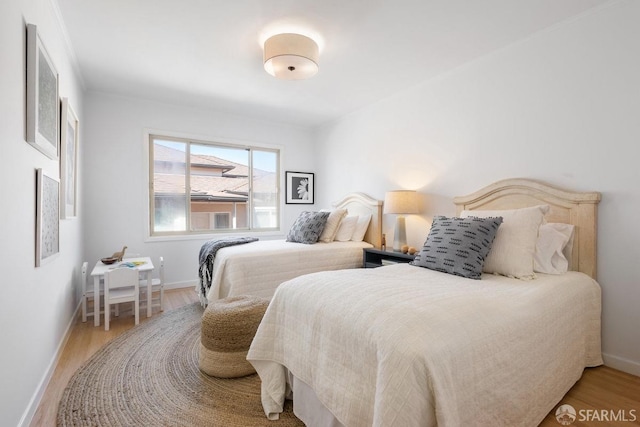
[286,211,331,244]
[411,216,503,279]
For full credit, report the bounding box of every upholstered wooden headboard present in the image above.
[453,178,601,279]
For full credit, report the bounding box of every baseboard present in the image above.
[603,352,640,377]
[18,300,82,427]
[164,280,197,291]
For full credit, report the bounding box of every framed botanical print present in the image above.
[26,23,59,160]
[285,171,314,204]
[60,98,79,218]
[36,168,60,266]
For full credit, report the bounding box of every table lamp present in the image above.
[384,190,419,252]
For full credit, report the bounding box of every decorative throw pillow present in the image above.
[286,211,331,244]
[318,209,348,242]
[334,215,359,241]
[461,205,549,279]
[411,216,503,279]
[534,223,575,274]
[350,214,372,242]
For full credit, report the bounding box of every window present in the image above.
[149,134,279,236]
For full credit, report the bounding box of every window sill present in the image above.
[144,230,285,243]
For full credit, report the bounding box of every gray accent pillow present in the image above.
[286,211,331,244]
[411,216,503,279]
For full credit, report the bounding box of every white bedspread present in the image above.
[247,264,602,427]
[205,240,372,302]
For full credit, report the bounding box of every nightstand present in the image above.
[363,248,416,268]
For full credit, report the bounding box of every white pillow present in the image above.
[534,223,575,274]
[335,215,359,241]
[318,209,348,243]
[350,213,372,242]
[461,205,549,279]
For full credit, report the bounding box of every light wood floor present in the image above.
[30,287,200,427]
[31,287,639,426]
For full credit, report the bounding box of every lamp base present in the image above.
[393,216,407,252]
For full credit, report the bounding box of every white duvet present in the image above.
[205,240,372,303]
[247,264,602,427]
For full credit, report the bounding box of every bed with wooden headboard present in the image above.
[200,192,382,303]
[248,178,603,427]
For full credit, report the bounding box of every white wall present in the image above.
[82,92,315,288]
[0,0,85,425]
[315,1,640,375]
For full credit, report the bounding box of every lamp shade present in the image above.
[383,190,419,215]
[263,33,319,80]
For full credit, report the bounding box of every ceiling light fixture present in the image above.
[263,33,319,80]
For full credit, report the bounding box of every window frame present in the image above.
[145,130,281,240]
[191,211,233,231]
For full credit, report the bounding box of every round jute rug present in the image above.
[57,303,303,426]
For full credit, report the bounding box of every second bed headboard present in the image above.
[453,178,601,279]
[333,192,383,248]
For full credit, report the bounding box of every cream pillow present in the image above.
[534,223,575,274]
[335,215,359,241]
[318,209,348,243]
[351,214,372,242]
[461,205,549,279]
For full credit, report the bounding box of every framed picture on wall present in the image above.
[60,98,79,219]
[36,168,60,266]
[285,171,314,204]
[26,23,59,160]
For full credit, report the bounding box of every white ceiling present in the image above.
[56,0,611,128]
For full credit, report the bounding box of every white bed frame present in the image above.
[453,178,601,279]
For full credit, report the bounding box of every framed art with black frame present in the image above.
[285,171,314,204]
[26,23,60,160]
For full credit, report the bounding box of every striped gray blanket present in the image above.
[198,237,259,306]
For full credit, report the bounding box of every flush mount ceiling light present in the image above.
[263,33,319,80]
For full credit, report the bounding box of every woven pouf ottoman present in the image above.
[199,295,270,378]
